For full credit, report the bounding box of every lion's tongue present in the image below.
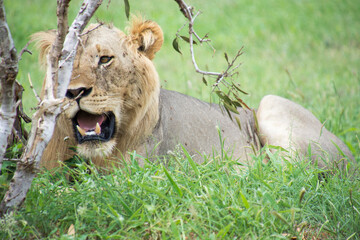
[77,111,105,131]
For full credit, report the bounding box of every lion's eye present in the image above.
[99,56,113,65]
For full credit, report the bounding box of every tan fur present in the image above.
[34,18,354,170]
[36,18,163,169]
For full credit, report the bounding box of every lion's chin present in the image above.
[76,140,116,159]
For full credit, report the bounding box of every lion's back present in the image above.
[146,89,260,164]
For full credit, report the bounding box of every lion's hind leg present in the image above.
[256,95,354,169]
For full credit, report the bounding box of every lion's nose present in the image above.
[66,87,92,100]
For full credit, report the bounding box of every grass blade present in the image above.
[133,181,173,206]
[118,197,133,216]
[216,222,233,239]
[163,165,183,197]
[181,146,200,177]
[240,191,250,209]
[270,210,289,225]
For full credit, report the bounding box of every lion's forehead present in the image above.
[80,25,129,54]
[84,24,126,42]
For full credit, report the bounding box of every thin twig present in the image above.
[188,11,219,77]
[18,41,32,61]
[106,0,111,9]
[14,81,31,123]
[174,0,192,20]
[174,0,249,115]
[213,48,244,87]
[175,23,187,37]
[174,0,244,87]
[2,158,21,162]
[27,73,41,103]
[79,22,103,36]
[193,31,210,43]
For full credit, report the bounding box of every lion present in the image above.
[32,17,354,170]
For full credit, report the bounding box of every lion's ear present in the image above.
[31,30,57,66]
[128,17,163,60]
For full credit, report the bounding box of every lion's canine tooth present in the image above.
[95,122,101,135]
[77,125,86,137]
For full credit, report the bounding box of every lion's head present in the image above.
[33,18,163,168]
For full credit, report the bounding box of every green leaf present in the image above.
[232,82,249,95]
[233,94,250,110]
[231,100,241,108]
[215,90,225,99]
[215,90,227,101]
[202,76,208,86]
[124,0,130,20]
[223,104,233,121]
[235,116,242,130]
[224,52,229,64]
[180,35,197,44]
[215,91,236,110]
[172,37,182,54]
[252,110,259,131]
[223,101,239,114]
[163,165,183,197]
[123,0,130,20]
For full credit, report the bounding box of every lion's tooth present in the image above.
[76,125,86,137]
[95,122,101,135]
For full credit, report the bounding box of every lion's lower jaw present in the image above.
[76,140,116,159]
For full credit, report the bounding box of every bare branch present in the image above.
[27,73,41,104]
[79,22,103,36]
[213,48,244,87]
[45,0,71,100]
[174,0,244,86]
[2,158,21,162]
[174,0,249,113]
[174,0,192,20]
[0,0,103,216]
[18,41,32,61]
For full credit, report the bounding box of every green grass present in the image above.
[1,0,360,238]
[1,149,359,239]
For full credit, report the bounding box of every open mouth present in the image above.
[72,110,115,144]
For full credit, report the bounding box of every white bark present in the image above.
[0,0,18,167]
[0,0,103,216]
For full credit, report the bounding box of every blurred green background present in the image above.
[4,0,360,157]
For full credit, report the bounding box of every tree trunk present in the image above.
[0,0,103,216]
[0,0,19,171]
